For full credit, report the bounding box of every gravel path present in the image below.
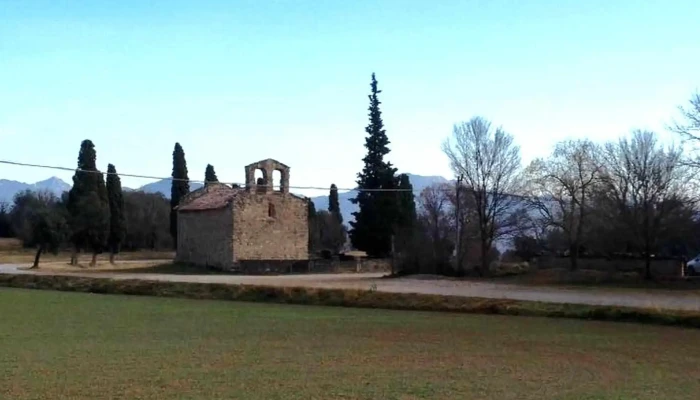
[2,264,700,311]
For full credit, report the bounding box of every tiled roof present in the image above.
[177,184,239,212]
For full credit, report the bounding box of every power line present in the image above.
[0,158,552,205]
[0,159,417,193]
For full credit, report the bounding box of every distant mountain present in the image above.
[138,179,204,197]
[0,175,203,205]
[1,173,528,252]
[0,179,28,204]
[0,174,452,223]
[308,173,450,226]
[35,177,72,196]
[0,177,72,204]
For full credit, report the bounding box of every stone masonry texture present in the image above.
[176,207,233,269]
[231,191,308,262]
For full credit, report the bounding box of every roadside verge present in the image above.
[1,273,699,329]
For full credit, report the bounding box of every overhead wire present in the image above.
[0,159,419,193]
[0,159,547,203]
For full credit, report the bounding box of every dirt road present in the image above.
[2,264,700,311]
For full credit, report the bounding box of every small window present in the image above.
[268,202,276,218]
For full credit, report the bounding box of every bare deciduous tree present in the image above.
[671,92,700,141]
[670,92,700,168]
[523,139,602,269]
[417,183,454,274]
[419,184,452,244]
[442,116,523,275]
[600,130,692,279]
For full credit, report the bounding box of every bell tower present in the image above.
[244,158,290,194]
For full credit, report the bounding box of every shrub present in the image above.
[490,261,532,277]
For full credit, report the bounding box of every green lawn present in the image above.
[2,289,700,400]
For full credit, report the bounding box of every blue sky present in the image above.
[1,0,699,195]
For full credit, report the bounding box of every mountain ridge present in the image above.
[0,177,72,204]
[0,174,451,223]
[1,174,523,251]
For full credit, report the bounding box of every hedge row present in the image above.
[1,273,699,328]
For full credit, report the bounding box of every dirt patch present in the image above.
[0,250,175,265]
[26,260,172,272]
[480,268,700,291]
[0,238,22,250]
[396,274,458,281]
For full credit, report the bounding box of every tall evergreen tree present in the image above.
[170,142,190,247]
[349,73,398,257]
[205,164,218,184]
[307,199,317,253]
[66,140,110,266]
[106,164,126,264]
[0,202,12,238]
[396,174,417,229]
[328,184,342,223]
[394,173,418,259]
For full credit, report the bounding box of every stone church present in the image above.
[175,158,309,271]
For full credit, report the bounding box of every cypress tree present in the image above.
[106,164,126,264]
[205,164,218,184]
[170,143,190,248]
[396,174,417,229]
[66,139,110,266]
[308,198,317,218]
[349,73,398,257]
[307,199,317,253]
[328,184,342,224]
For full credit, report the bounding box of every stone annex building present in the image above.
[175,158,309,271]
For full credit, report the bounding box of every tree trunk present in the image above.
[479,238,489,277]
[454,176,463,275]
[645,255,652,280]
[643,233,652,280]
[109,252,116,265]
[570,243,579,271]
[644,215,652,280]
[90,253,98,267]
[573,191,586,272]
[30,247,42,269]
[70,247,78,265]
[390,234,396,276]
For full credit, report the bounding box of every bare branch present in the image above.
[442,116,522,272]
[670,92,700,142]
[521,139,602,269]
[599,129,692,278]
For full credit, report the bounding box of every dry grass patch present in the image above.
[1,288,699,399]
[27,260,170,272]
[0,248,174,265]
[0,238,22,251]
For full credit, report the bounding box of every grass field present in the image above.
[2,289,700,399]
